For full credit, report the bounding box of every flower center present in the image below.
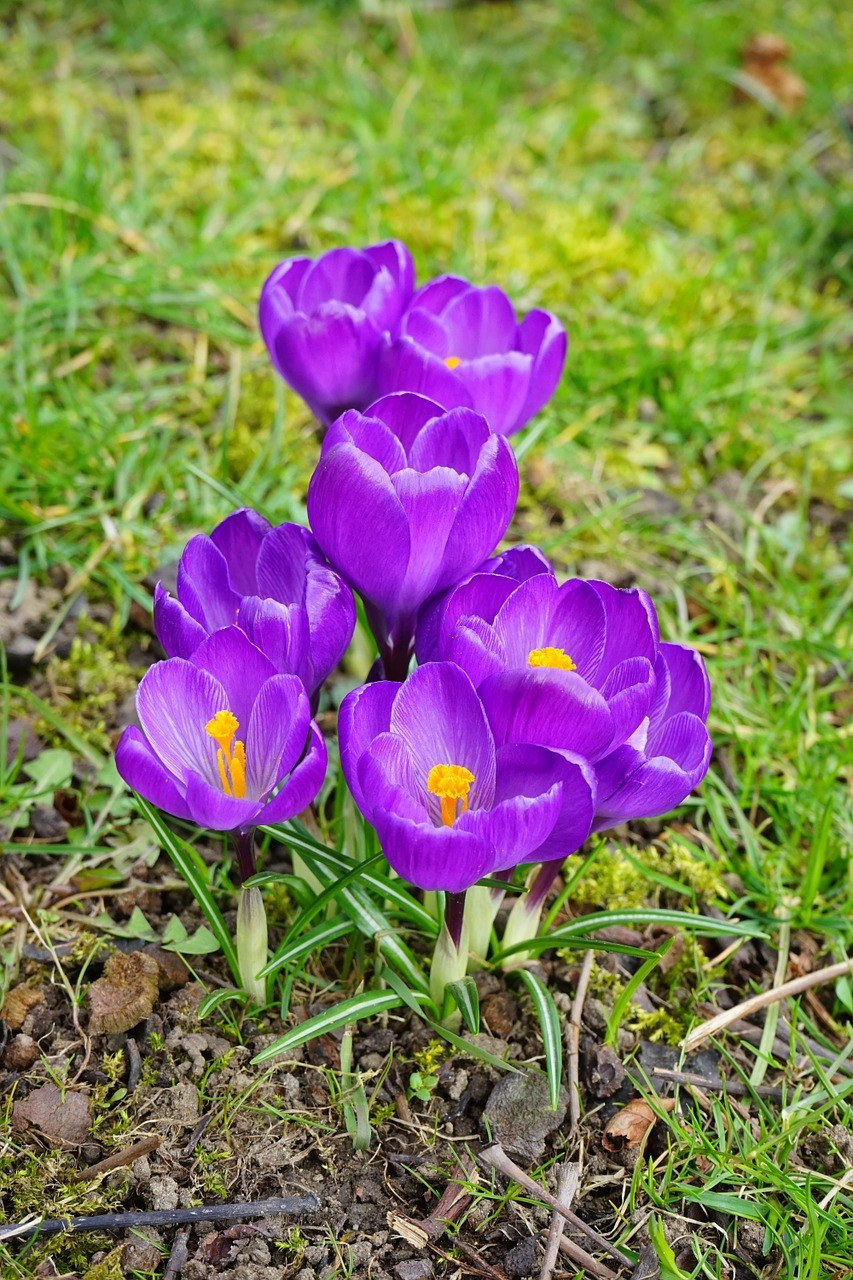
[528,646,577,671]
[445,355,461,370]
[426,763,474,827]
[205,709,247,799]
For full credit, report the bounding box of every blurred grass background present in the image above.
[0,0,850,1002]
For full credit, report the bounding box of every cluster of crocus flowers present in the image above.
[117,235,711,1011]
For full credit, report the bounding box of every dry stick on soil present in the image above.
[125,1036,143,1093]
[479,1145,633,1269]
[683,958,853,1053]
[557,1233,621,1280]
[163,1227,190,1280]
[568,950,595,1132]
[76,1135,160,1181]
[0,1195,320,1242]
[539,1162,580,1280]
[649,1067,786,1100]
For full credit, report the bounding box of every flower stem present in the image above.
[429,892,470,1024]
[233,826,256,884]
[236,885,268,1005]
[500,860,564,970]
[464,879,509,966]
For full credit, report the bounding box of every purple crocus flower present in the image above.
[306,392,519,680]
[116,629,327,864]
[259,240,414,424]
[338,662,596,893]
[593,641,712,830]
[153,509,355,701]
[377,277,567,436]
[428,569,660,762]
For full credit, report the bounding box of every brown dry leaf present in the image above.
[2,984,45,1030]
[735,33,807,112]
[12,1081,91,1146]
[602,1096,677,1152]
[87,950,160,1034]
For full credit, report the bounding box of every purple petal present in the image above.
[338,681,399,812]
[237,598,312,687]
[460,769,563,869]
[544,580,608,681]
[153,584,207,660]
[246,674,311,799]
[364,239,415,299]
[190,628,278,731]
[480,669,614,761]
[446,616,507,687]
[498,746,596,865]
[177,535,240,631]
[373,808,493,893]
[392,467,468,610]
[599,656,656,748]
[389,662,496,808]
[593,712,711,828]
[136,659,226,788]
[363,391,450,455]
[408,407,489,475]
[415,566,537,665]
[376,337,473,414]
[487,544,553,582]
[491,575,562,668]
[410,275,470,314]
[456,351,532,437]
[516,310,567,429]
[262,720,328,823]
[209,509,270,595]
[588,582,659,675]
[258,257,311,328]
[441,285,518,357]
[441,434,519,586]
[297,247,377,312]
[356,732,424,822]
[654,643,711,723]
[115,726,192,820]
[401,307,450,355]
[254,522,311,604]
[307,443,409,610]
[184,774,262,832]
[330,412,409,473]
[270,305,382,423]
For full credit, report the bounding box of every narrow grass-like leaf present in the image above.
[516,969,563,1109]
[424,1018,519,1074]
[378,965,436,1020]
[198,989,247,1018]
[251,989,403,1063]
[494,908,765,964]
[137,798,240,984]
[606,938,673,1047]
[445,977,480,1034]
[260,918,352,979]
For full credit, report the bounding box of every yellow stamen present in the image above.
[445,355,461,370]
[206,709,247,799]
[426,763,474,827]
[528,646,577,671]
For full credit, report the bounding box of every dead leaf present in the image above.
[602,1096,677,1152]
[12,1081,91,1146]
[87,950,160,1034]
[735,33,806,112]
[2,984,45,1030]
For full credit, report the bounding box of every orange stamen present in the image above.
[528,646,577,671]
[426,763,474,827]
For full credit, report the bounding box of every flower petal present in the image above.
[456,351,531,437]
[389,662,496,808]
[376,337,473,414]
[177,535,240,631]
[184,774,262,831]
[516,309,567,429]
[153,584,207,660]
[246,674,311,799]
[598,656,656,748]
[271,305,381,423]
[442,285,518,357]
[544,580,608,680]
[441,434,518,586]
[237,598,312,687]
[115,726,192,820]
[190,628,279,731]
[391,466,468,610]
[262,720,328,823]
[589,582,659,675]
[460,765,563,869]
[373,808,493,892]
[136,659,225,787]
[339,681,399,812]
[356,731,424,821]
[209,508,270,595]
[408,406,489,475]
[307,443,410,610]
[498,746,596,865]
[446,616,507,687]
[480,669,614,761]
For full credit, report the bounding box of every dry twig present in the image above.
[479,1144,632,1269]
[163,1227,190,1280]
[568,950,595,1131]
[539,1161,580,1280]
[683,958,853,1052]
[0,1195,320,1242]
[76,1135,160,1181]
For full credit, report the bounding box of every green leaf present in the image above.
[516,969,563,1110]
[606,938,673,1047]
[648,1215,691,1279]
[23,748,75,792]
[260,917,353,979]
[445,977,480,1034]
[165,924,219,955]
[137,797,240,984]
[424,1019,519,1074]
[251,989,403,1064]
[198,989,247,1018]
[679,1190,764,1221]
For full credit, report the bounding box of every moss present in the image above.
[568,833,727,913]
[82,1246,125,1280]
[36,622,141,754]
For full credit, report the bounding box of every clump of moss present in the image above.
[37,621,140,754]
[569,834,727,913]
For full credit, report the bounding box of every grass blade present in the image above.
[606,938,673,1047]
[136,798,240,985]
[260,917,353,979]
[251,989,403,1063]
[445,977,480,1034]
[516,969,563,1110]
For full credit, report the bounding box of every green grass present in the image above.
[1,0,851,1276]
